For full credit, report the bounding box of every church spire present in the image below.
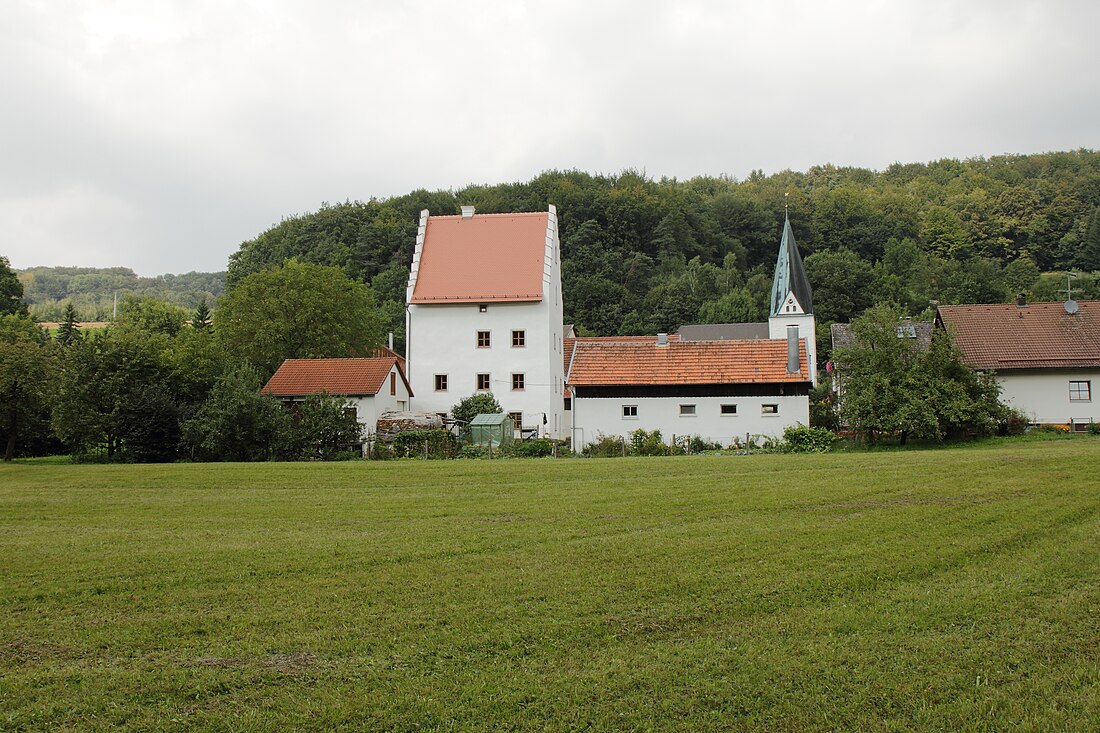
[769,212,813,317]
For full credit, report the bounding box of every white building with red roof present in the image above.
[262,355,413,441]
[405,206,566,437]
[565,333,812,448]
[937,300,1100,428]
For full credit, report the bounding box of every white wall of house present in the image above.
[769,307,817,385]
[570,394,810,448]
[996,370,1099,426]
[406,207,566,438]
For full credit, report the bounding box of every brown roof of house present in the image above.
[410,211,549,303]
[937,301,1100,370]
[566,338,808,386]
[262,357,412,397]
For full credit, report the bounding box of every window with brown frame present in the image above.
[508,412,523,430]
[512,330,526,347]
[476,373,491,391]
[511,373,525,391]
[434,374,448,391]
[477,330,491,348]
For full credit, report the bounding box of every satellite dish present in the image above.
[1065,299,1079,315]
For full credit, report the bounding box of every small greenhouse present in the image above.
[468,413,514,447]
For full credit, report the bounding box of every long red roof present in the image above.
[566,339,808,386]
[410,212,549,303]
[262,357,411,397]
[937,301,1100,370]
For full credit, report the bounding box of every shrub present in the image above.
[687,435,722,453]
[782,425,836,453]
[584,434,628,458]
[392,429,457,459]
[1089,422,1100,435]
[507,438,556,458]
[999,409,1030,436]
[451,393,502,426]
[629,429,669,456]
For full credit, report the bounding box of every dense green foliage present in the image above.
[225,152,1100,347]
[1,256,28,316]
[215,260,384,378]
[834,304,1007,443]
[450,392,503,426]
[16,266,225,322]
[0,315,55,460]
[180,365,292,462]
[3,442,1098,730]
[781,424,836,453]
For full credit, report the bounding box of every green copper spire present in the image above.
[769,213,813,316]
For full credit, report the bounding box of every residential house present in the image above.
[936,300,1100,429]
[262,356,413,444]
[405,205,566,438]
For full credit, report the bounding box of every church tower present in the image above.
[767,213,817,384]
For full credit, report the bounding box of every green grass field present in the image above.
[2,441,1099,731]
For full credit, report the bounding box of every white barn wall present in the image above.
[571,395,809,448]
[996,370,1099,425]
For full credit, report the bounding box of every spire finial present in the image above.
[784,192,789,218]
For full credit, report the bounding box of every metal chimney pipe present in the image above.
[787,325,800,374]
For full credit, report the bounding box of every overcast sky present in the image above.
[3,0,1098,276]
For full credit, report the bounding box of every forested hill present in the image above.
[18,267,225,322]
[232,150,1100,352]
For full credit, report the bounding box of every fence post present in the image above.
[423,439,428,460]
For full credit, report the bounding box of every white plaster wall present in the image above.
[768,312,817,384]
[352,364,412,431]
[570,395,810,448]
[996,370,1099,425]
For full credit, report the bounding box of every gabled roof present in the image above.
[409,211,549,303]
[677,323,770,341]
[566,339,808,386]
[563,334,682,377]
[262,357,412,397]
[769,214,813,316]
[937,301,1100,370]
[831,321,934,352]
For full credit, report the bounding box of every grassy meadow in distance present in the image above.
[2,440,1099,731]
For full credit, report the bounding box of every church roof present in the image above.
[769,215,813,316]
[409,211,549,303]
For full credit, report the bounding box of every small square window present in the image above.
[476,373,490,391]
[762,404,779,415]
[434,374,448,391]
[679,404,696,416]
[477,330,491,348]
[721,404,737,415]
[511,373,525,391]
[512,330,526,347]
[622,405,638,418]
[478,304,487,313]
[1069,380,1091,401]
[508,411,523,430]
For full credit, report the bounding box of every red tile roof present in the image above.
[566,339,808,386]
[562,334,681,376]
[262,357,411,397]
[410,212,549,303]
[937,301,1100,370]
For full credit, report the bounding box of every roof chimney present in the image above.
[461,205,475,219]
[1015,293,1027,308]
[656,333,669,347]
[787,325,800,374]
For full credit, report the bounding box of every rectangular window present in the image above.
[508,412,523,430]
[622,405,638,418]
[478,304,488,313]
[1069,380,1091,401]
[390,372,396,396]
[434,374,448,391]
[762,404,779,414]
[512,330,526,347]
[477,330,491,348]
[564,397,572,411]
[720,404,737,415]
[511,373,525,391]
[679,404,696,416]
[476,373,491,391]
